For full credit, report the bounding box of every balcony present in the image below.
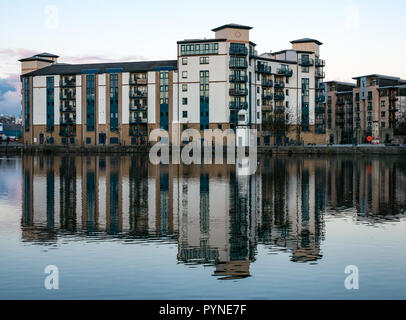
[257,64,272,74]
[274,82,285,89]
[230,46,248,56]
[315,59,325,67]
[261,93,273,101]
[229,75,248,82]
[129,78,148,85]
[130,104,147,111]
[229,101,248,110]
[129,91,148,98]
[60,117,76,125]
[274,93,285,101]
[274,106,285,113]
[315,106,325,113]
[336,107,345,114]
[277,68,293,77]
[59,128,76,137]
[229,88,248,96]
[261,79,273,87]
[60,92,76,100]
[130,116,147,124]
[315,119,326,125]
[299,58,314,66]
[315,71,325,78]
[60,79,76,88]
[230,60,248,69]
[336,119,345,124]
[315,95,325,102]
[60,106,76,113]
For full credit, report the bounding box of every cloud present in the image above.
[0,75,21,116]
[345,5,360,30]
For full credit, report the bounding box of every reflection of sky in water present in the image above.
[0,155,406,300]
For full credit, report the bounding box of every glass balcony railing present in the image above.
[274,82,285,89]
[274,106,285,112]
[229,88,248,96]
[130,104,147,111]
[261,79,273,87]
[315,71,325,78]
[277,68,293,77]
[60,117,76,125]
[315,59,325,67]
[60,79,76,87]
[261,93,273,100]
[229,46,248,55]
[230,60,248,69]
[274,93,285,101]
[130,116,147,124]
[257,64,272,74]
[60,92,76,100]
[229,75,248,82]
[299,58,314,66]
[129,78,148,85]
[229,101,248,110]
[129,91,148,98]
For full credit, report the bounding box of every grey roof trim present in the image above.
[290,38,323,45]
[22,60,178,77]
[177,38,226,44]
[19,56,54,63]
[352,74,401,80]
[211,23,253,32]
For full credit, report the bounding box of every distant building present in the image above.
[325,75,406,144]
[0,123,22,139]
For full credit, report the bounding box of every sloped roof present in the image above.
[290,38,323,45]
[211,23,253,32]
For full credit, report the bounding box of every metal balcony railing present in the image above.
[230,60,248,68]
[229,88,248,96]
[274,82,285,89]
[274,93,285,101]
[261,79,273,87]
[230,46,248,55]
[229,101,248,110]
[261,93,273,100]
[315,71,325,78]
[60,79,76,87]
[257,64,272,74]
[277,68,293,77]
[315,59,325,67]
[299,58,314,66]
[229,75,248,82]
[129,91,148,98]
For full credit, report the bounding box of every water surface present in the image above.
[1,155,406,299]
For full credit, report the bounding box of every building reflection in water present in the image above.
[21,155,406,278]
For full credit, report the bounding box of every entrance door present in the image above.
[99,133,106,145]
[39,134,44,145]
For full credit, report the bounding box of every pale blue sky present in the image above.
[0,0,406,115]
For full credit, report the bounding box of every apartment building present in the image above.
[325,75,406,144]
[20,24,326,147]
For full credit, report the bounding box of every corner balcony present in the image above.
[129,91,148,99]
[299,58,314,66]
[229,75,248,82]
[229,88,248,96]
[274,93,285,101]
[257,65,272,74]
[229,46,248,56]
[277,68,293,77]
[274,82,285,89]
[315,71,325,78]
[315,59,325,67]
[60,105,76,113]
[261,79,273,87]
[229,60,248,69]
[229,101,248,110]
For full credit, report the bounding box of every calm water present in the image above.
[1,155,406,300]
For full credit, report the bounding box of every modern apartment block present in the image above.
[325,75,406,144]
[20,24,326,147]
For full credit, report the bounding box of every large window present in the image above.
[46,77,54,132]
[181,43,218,56]
[24,77,30,132]
[86,74,95,132]
[109,74,119,132]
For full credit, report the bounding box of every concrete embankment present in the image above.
[1,144,406,156]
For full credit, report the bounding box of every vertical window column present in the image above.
[46,77,55,132]
[86,75,96,132]
[109,74,119,132]
[200,70,209,131]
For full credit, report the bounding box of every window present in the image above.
[218,124,222,130]
[257,99,260,106]
[182,98,188,105]
[257,87,260,94]
[181,42,218,56]
[182,84,188,92]
[183,111,188,118]
[286,89,289,96]
[182,58,188,65]
[257,112,260,119]
[182,124,188,130]
[302,66,309,73]
[381,101,386,108]
[86,137,91,144]
[286,77,289,84]
[381,122,386,128]
[182,71,188,79]
[200,57,209,64]
[257,74,260,81]
[286,101,289,108]
[381,111,386,117]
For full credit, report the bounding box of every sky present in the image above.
[1,0,405,116]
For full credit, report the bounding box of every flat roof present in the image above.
[177,38,226,44]
[23,60,178,77]
[325,81,356,87]
[352,74,401,80]
[19,56,54,63]
[211,23,253,32]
